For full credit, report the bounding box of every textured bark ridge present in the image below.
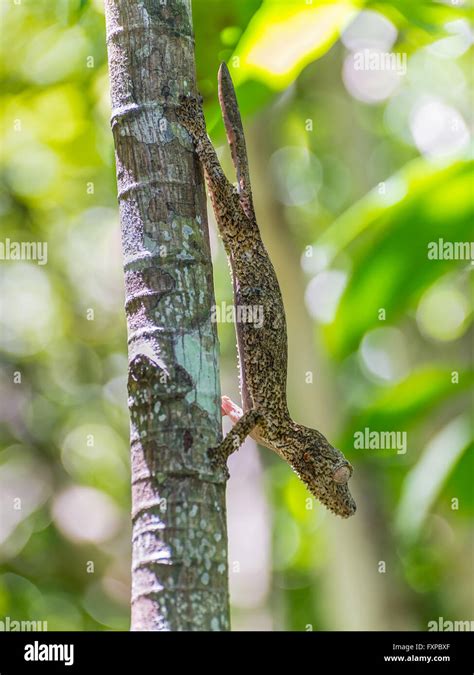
[104,0,230,631]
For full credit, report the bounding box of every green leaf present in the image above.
[341,367,474,452]
[370,0,472,34]
[229,0,363,91]
[395,415,472,541]
[318,158,473,358]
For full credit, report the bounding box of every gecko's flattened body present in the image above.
[177,64,356,518]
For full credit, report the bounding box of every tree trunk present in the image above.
[104,0,230,631]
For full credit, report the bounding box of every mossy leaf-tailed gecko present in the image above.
[177,64,356,518]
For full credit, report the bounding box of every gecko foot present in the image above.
[221,395,243,424]
[207,444,230,480]
[208,396,243,480]
[211,406,261,466]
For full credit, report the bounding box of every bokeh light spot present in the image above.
[341,10,397,52]
[269,146,322,206]
[52,486,121,544]
[416,282,469,342]
[360,327,409,383]
[305,270,347,324]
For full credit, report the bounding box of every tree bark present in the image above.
[104,0,230,631]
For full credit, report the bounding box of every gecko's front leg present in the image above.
[208,407,262,474]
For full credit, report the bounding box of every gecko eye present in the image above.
[333,463,352,484]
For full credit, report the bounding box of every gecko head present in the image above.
[287,425,356,518]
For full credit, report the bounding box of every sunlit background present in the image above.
[0,0,472,631]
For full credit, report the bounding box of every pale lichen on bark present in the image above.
[104,0,230,630]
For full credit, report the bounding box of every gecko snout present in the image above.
[292,431,357,517]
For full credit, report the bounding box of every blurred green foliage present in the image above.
[0,0,472,631]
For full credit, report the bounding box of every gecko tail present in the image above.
[217,63,255,219]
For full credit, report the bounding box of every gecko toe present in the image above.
[207,446,230,479]
[207,445,219,466]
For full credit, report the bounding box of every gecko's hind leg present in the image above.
[176,94,246,258]
[209,407,262,472]
[176,94,233,201]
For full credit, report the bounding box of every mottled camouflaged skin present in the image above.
[177,72,356,518]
